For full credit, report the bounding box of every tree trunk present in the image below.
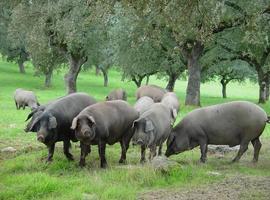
[259,82,266,104]
[185,42,204,106]
[132,75,144,88]
[95,66,101,76]
[265,74,270,101]
[65,55,86,94]
[45,67,53,88]
[18,59,26,74]
[221,83,227,98]
[265,85,269,101]
[166,73,178,92]
[101,68,108,87]
[220,78,229,98]
[257,69,266,104]
[145,75,150,85]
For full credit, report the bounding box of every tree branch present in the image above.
[224,1,247,16]
[213,1,247,34]
[263,6,270,14]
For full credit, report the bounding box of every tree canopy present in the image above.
[1,0,269,104]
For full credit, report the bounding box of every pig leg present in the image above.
[79,142,91,167]
[119,140,127,164]
[199,143,208,163]
[98,141,107,168]
[15,101,19,110]
[140,145,146,163]
[47,143,55,162]
[251,138,262,162]
[158,144,162,156]
[232,142,248,162]
[149,145,157,160]
[119,128,133,164]
[197,135,208,163]
[63,140,74,161]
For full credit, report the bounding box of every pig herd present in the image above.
[14,85,270,168]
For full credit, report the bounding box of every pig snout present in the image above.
[78,128,95,141]
[37,135,45,143]
[137,139,144,145]
[133,139,144,146]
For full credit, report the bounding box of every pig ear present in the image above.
[25,117,40,132]
[71,117,78,130]
[145,118,154,132]
[167,134,175,148]
[49,115,57,129]
[87,116,96,126]
[132,118,140,128]
[25,109,38,121]
[172,109,178,119]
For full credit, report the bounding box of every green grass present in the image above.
[0,60,270,200]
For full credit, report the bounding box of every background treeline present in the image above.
[0,0,269,105]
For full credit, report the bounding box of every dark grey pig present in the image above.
[132,103,173,163]
[106,89,127,101]
[136,85,166,102]
[71,100,139,168]
[165,101,269,163]
[14,88,40,110]
[134,96,155,115]
[25,92,96,162]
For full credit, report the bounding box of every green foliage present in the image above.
[202,59,256,83]
[112,3,186,86]
[0,0,29,68]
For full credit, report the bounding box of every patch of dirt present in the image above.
[139,175,270,200]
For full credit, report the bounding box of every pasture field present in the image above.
[0,60,270,200]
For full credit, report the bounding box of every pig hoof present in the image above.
[140,159,146,164]
[66,153,74,161]
[252,159,258,163]
[119,159,127,164]
[199,158,206,163]
[46,158,53,163]
[67,156,74,161]
[79,161,86,168]
[100,162,108,169]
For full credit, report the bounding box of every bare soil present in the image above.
[139,175,270,200]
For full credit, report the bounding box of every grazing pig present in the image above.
[165,101,269,163]
[106,89,127,101]
[71,100,139,168]
[132,103,173,163]
[136,85,166,102]
[14,88,40,110]
[161,92,180,122]
[25,93,96,162]
[134,96,154,115]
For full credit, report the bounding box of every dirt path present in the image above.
[139,175,270,200]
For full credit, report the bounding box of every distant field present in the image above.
[0,60,270,200]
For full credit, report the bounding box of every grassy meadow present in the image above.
[0,60,270,200]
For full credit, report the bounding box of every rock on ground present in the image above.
[151,156,180,172]
[208,145,240,154]
[1,146,17,153]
